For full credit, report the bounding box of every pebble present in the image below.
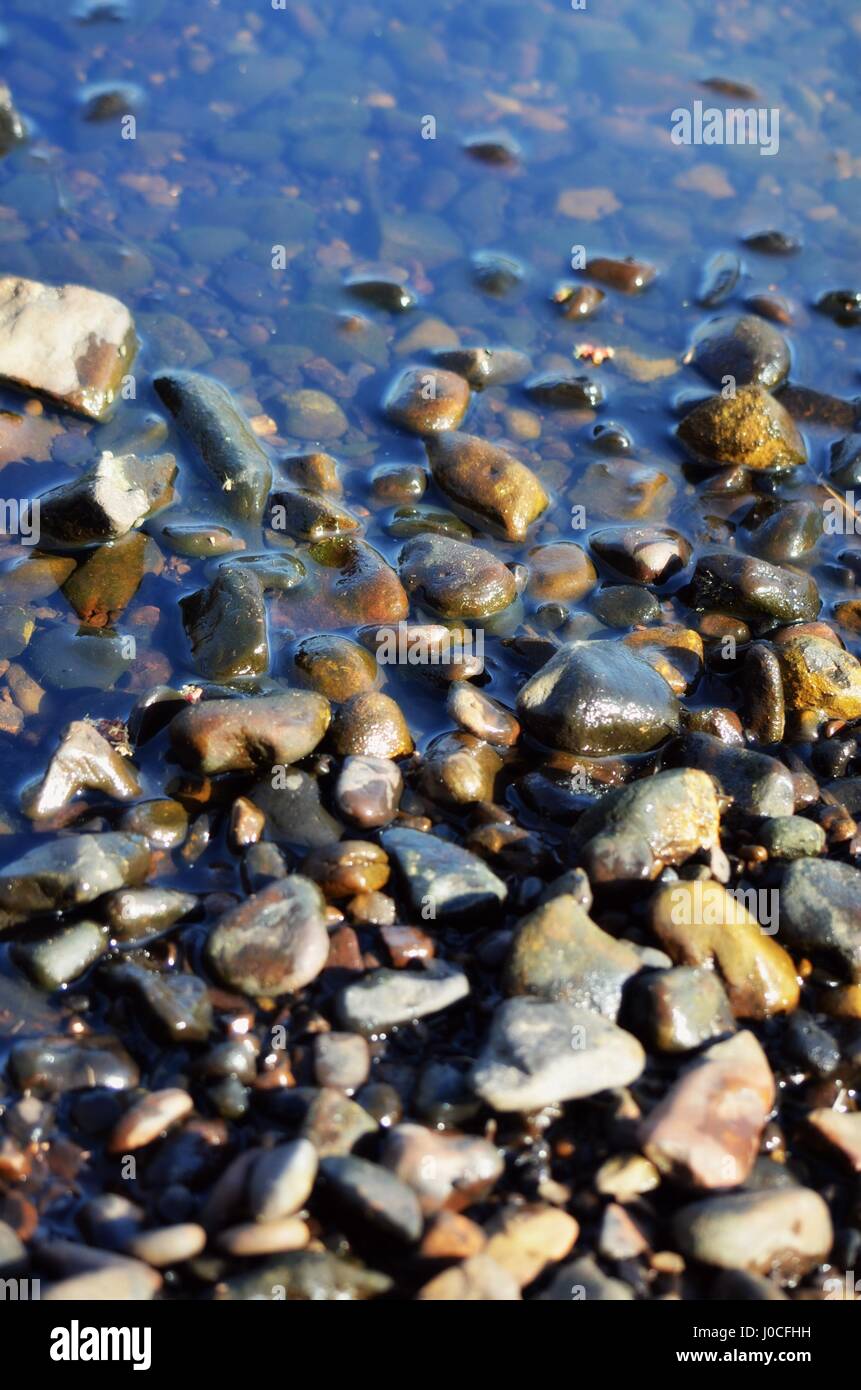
[43,1260,161,1302]
[314,1032,371,1091]
[329,692,413,758]
[128,1224,206,1268]
[267,489,359,541]
[419,1211,486,1260]
[154,369,272,522]
[108,1089,193,1154]
[206,875,329,998]
[525,542,597,602]
[570,767,720,884]
[684,552,820,629]
[217,1218,309,1256]
[381,825,506,919]
[180,569,269,682]
[383,366,470,434]
[214,1250,391,1301]
[525,372,603,409]
[470,998,645,1112]
[590,526,691,586]
[639,1031,775,1189]
[345,274,416,313]
[0,81,25,154]
[293,635,378,698]
[743,642,785,743]
[585,256,656,293]
[592,584,661,628]
[400,533,516,618]
[338,961,471,1035]
[248,1139,319,1221]
[594,1153,661,1203]
[303,840,389,897]
[776,635,861,719]
[0,275,136,421]
[104,962,213,1042]
[11,1034,139,1095]
[691,314,790,389]
[170,692,331,776]
[320,1155,423,1244]
[538,1254,634,1300]
[806,1109,861,1171]
[418,732,502,806]
[632,965,735,1052]
[11,918,106,989]
[484,1204,579,1288]
[425,431,548,541]
[334,756,402,827]
[430,346,530,390]
[446,682,519,746]
[678,386,806,471]
[505,893,642,1019]
[381,1123,503,1212]
[283,388,348,440]
[623,626,703,694]
[697,251,741,308]
[22,720,140,819]
[39,450,173,546]
[300,1088,378,1157]
[673,1187,832,1276]
[678,732,795,817]
[249,768,343,849]
[0,832,150,927]
[649,880,800,1018]
[416,1253,521,1300]
[758,816,825,860]
[516,640,680,756]
[778,859,861,982]
[472,250,523,295]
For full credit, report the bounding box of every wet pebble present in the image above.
[400,534,516,619]
[320,1155,423,1244]
[425,431,548,541]
[338,961,470,1036]
[649,880,799,1018]
[639,1031,775,1189]
[674,1187,831,1276]
[248,1139,318,1222]
[206,875,329,998]
[108,1089,193,1154]
[516,640,680,755]
[471,999,645,1112]
[383,366,470,434]
[381,825,506,919]
[335,755,402,827]
[691,314,790,389]
[677,387,806,471]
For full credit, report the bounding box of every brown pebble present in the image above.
[108,1089,193,1154]
[217,1217,309,1256]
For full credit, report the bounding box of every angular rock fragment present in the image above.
[0,276,136,420]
